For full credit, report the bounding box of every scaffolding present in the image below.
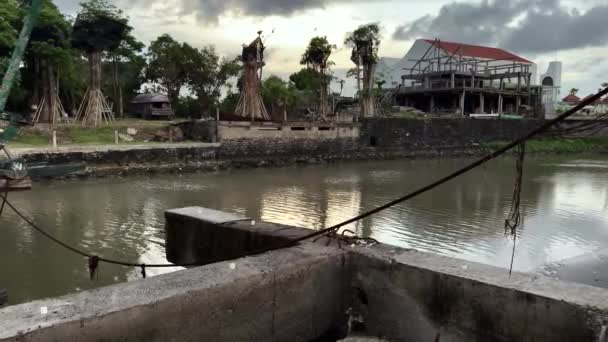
[396,39,542,117]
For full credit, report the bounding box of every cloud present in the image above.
[152,0,380,24]
[393,0,608,54]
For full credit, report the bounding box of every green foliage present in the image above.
[29,0,71,63]
[219,90,239,114]
[186,45,241,115]
[0,0,23,56]
[174,95,202,118]
[345,23,381,65]
[262,75,295,118]
[289,68,331,92]
[569,88,579,96]
[300,36,335,71]
[146,34,190,104]
[72,0,130,53]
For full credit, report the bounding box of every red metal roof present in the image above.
[424,39,533,64]
[562,94,581,103]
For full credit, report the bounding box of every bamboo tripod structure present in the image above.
[235,32,270,121]
[33,94,70,126]
[76,88,115,127]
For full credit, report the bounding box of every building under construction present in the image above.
[393,39,544,117]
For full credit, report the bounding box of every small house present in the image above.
[131,94,174,119]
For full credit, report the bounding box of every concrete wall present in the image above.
[3,241,608,341]
[218,121,359,141]
[360,118,543,148]
[352,245,608,341]
[0,243,351,342]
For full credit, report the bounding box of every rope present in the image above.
[1,86,608,279]
[505,143,525,276]
[0,193,205,278]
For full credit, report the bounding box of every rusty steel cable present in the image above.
[1,86,608,278]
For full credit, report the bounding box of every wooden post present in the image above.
[283,108,287,122]
[216,107,220,121]
[52,130,57,148]
[114,130,119,144]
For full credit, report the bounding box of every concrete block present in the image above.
[165,207,312,265]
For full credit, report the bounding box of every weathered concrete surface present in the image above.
[352,244,608,342]
[218,121,359,141]
[0,288,7,308]
[0,243,350,342]
[165,207,312,265]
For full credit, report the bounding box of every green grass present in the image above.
[6,119,173,147]
[65,126,116,145]
[484,137,608,153]
[9,131,50,146]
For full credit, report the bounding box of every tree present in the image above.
[262,75,295,121]
[289,68,327,92]
[186,46,240,117]
[345,23,381,117]
[146,34,189,108]
[27,0,72,124]
[104,32,145,118]
[72,0,130,125]
[570,88,579,96]
[300,36,335,116]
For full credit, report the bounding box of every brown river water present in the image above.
[2,155,608,305]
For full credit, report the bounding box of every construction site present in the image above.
[392,39,545,117]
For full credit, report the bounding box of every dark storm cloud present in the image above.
[393,0,608,54]
[175,0,380,23]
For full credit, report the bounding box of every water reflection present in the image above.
[2,156,608,304]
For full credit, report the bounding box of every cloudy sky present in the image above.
[54,0,608,97]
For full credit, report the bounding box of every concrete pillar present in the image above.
[429,96,435,114]
[480,93,485,114]
[498,94,504,115]
[500,78,504,91]
[516,96,521,115]
[460,91,466,116]
[450,73,455,88]
[517,73,522,92]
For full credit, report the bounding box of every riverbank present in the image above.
[6,117,608,179]
[7,136,608,179]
